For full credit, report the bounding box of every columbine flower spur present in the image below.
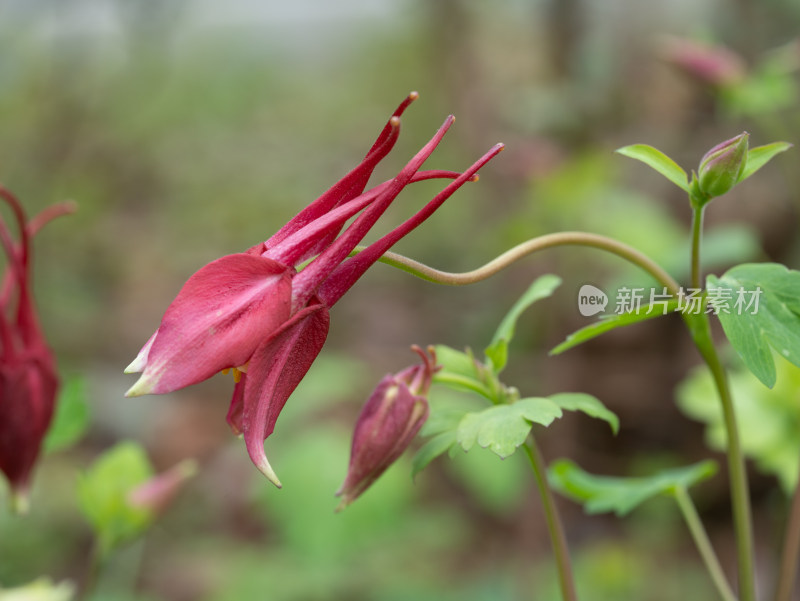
[125,93,503,487]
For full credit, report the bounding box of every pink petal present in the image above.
[263,93,417,252]
[226,378,245,435]
[291,115,457,310]
[127,253,293,396]
[241,303,330,486]
[320,143,505,306]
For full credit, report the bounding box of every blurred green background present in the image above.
[1,0,800,599]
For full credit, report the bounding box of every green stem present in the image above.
[688,198,756,601]
[688,314,756,601]
[369,229,753,597]
[691,206,705,291]
[523,439,578,601]
[79,539,104,601]
[774,460,800,601]
[362,231,681,295]
[674,486,739,601]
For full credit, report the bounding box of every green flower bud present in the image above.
[697,132,749,198]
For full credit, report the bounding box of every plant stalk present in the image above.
[774,460,800,601]
[674,486,739,601]
[363,231,681,295]
[523,439,578,601]
[697,327,755,601]
[688,202,756,601]
[691,206,705,291]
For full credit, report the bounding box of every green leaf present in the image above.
[457,397,562,458]
[432,345,494,401]
[44,376,90,453]
[551,300,680,355]
[485,274,561,373]
[738,142,793,183]
[616,144,690,192]
[420,406,467,438]
[411,430,458,478]
[707,263,800,387]
[548,459,717,516]
[549,392,619,434]
[77,442,155,556]
[677,356,800,495]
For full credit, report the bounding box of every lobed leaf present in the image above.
[457,397,562,458]
[706,263,800,387]
[677,356,800,495]
[616,144,690,192]
[548,459,717,516]
[548,392,619,434]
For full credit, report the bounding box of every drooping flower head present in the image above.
[0,186,74,511]
[337,346,437,510]
[125,93,503,487]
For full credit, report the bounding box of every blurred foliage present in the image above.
[677,352,800,494]
[0,578,74,601]
[2,0,800,600]
[549,459,717,516]
[77,442,154,556]
[43,377,90,455]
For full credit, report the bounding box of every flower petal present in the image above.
[124,331,156,374]
[126,253,293,396]
[263,92,417,252]
[241,303,330,487]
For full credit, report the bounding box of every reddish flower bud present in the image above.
[0,186,74,510]
[698,132,749,198]
[336,346,438,510]
[659,37,746,88]
[127,459,198,517]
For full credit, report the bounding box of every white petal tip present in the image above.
[125,377,152,398]
[255,456,282,489]
[123,359,142,374]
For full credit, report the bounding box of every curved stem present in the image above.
[774,460,800,601]
[364,231,681,295]
[674,486,738,601]
[523,439,578,601]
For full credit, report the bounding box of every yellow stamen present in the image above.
[222,364,248,383]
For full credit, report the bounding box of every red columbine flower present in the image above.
[125,92,503,487]
[337,346,437,510]
[0,186,74,510]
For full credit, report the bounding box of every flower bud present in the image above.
[659,37,746,88]
[336,346,438,509]
[127,459,198,517]
[697,132,749,198]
